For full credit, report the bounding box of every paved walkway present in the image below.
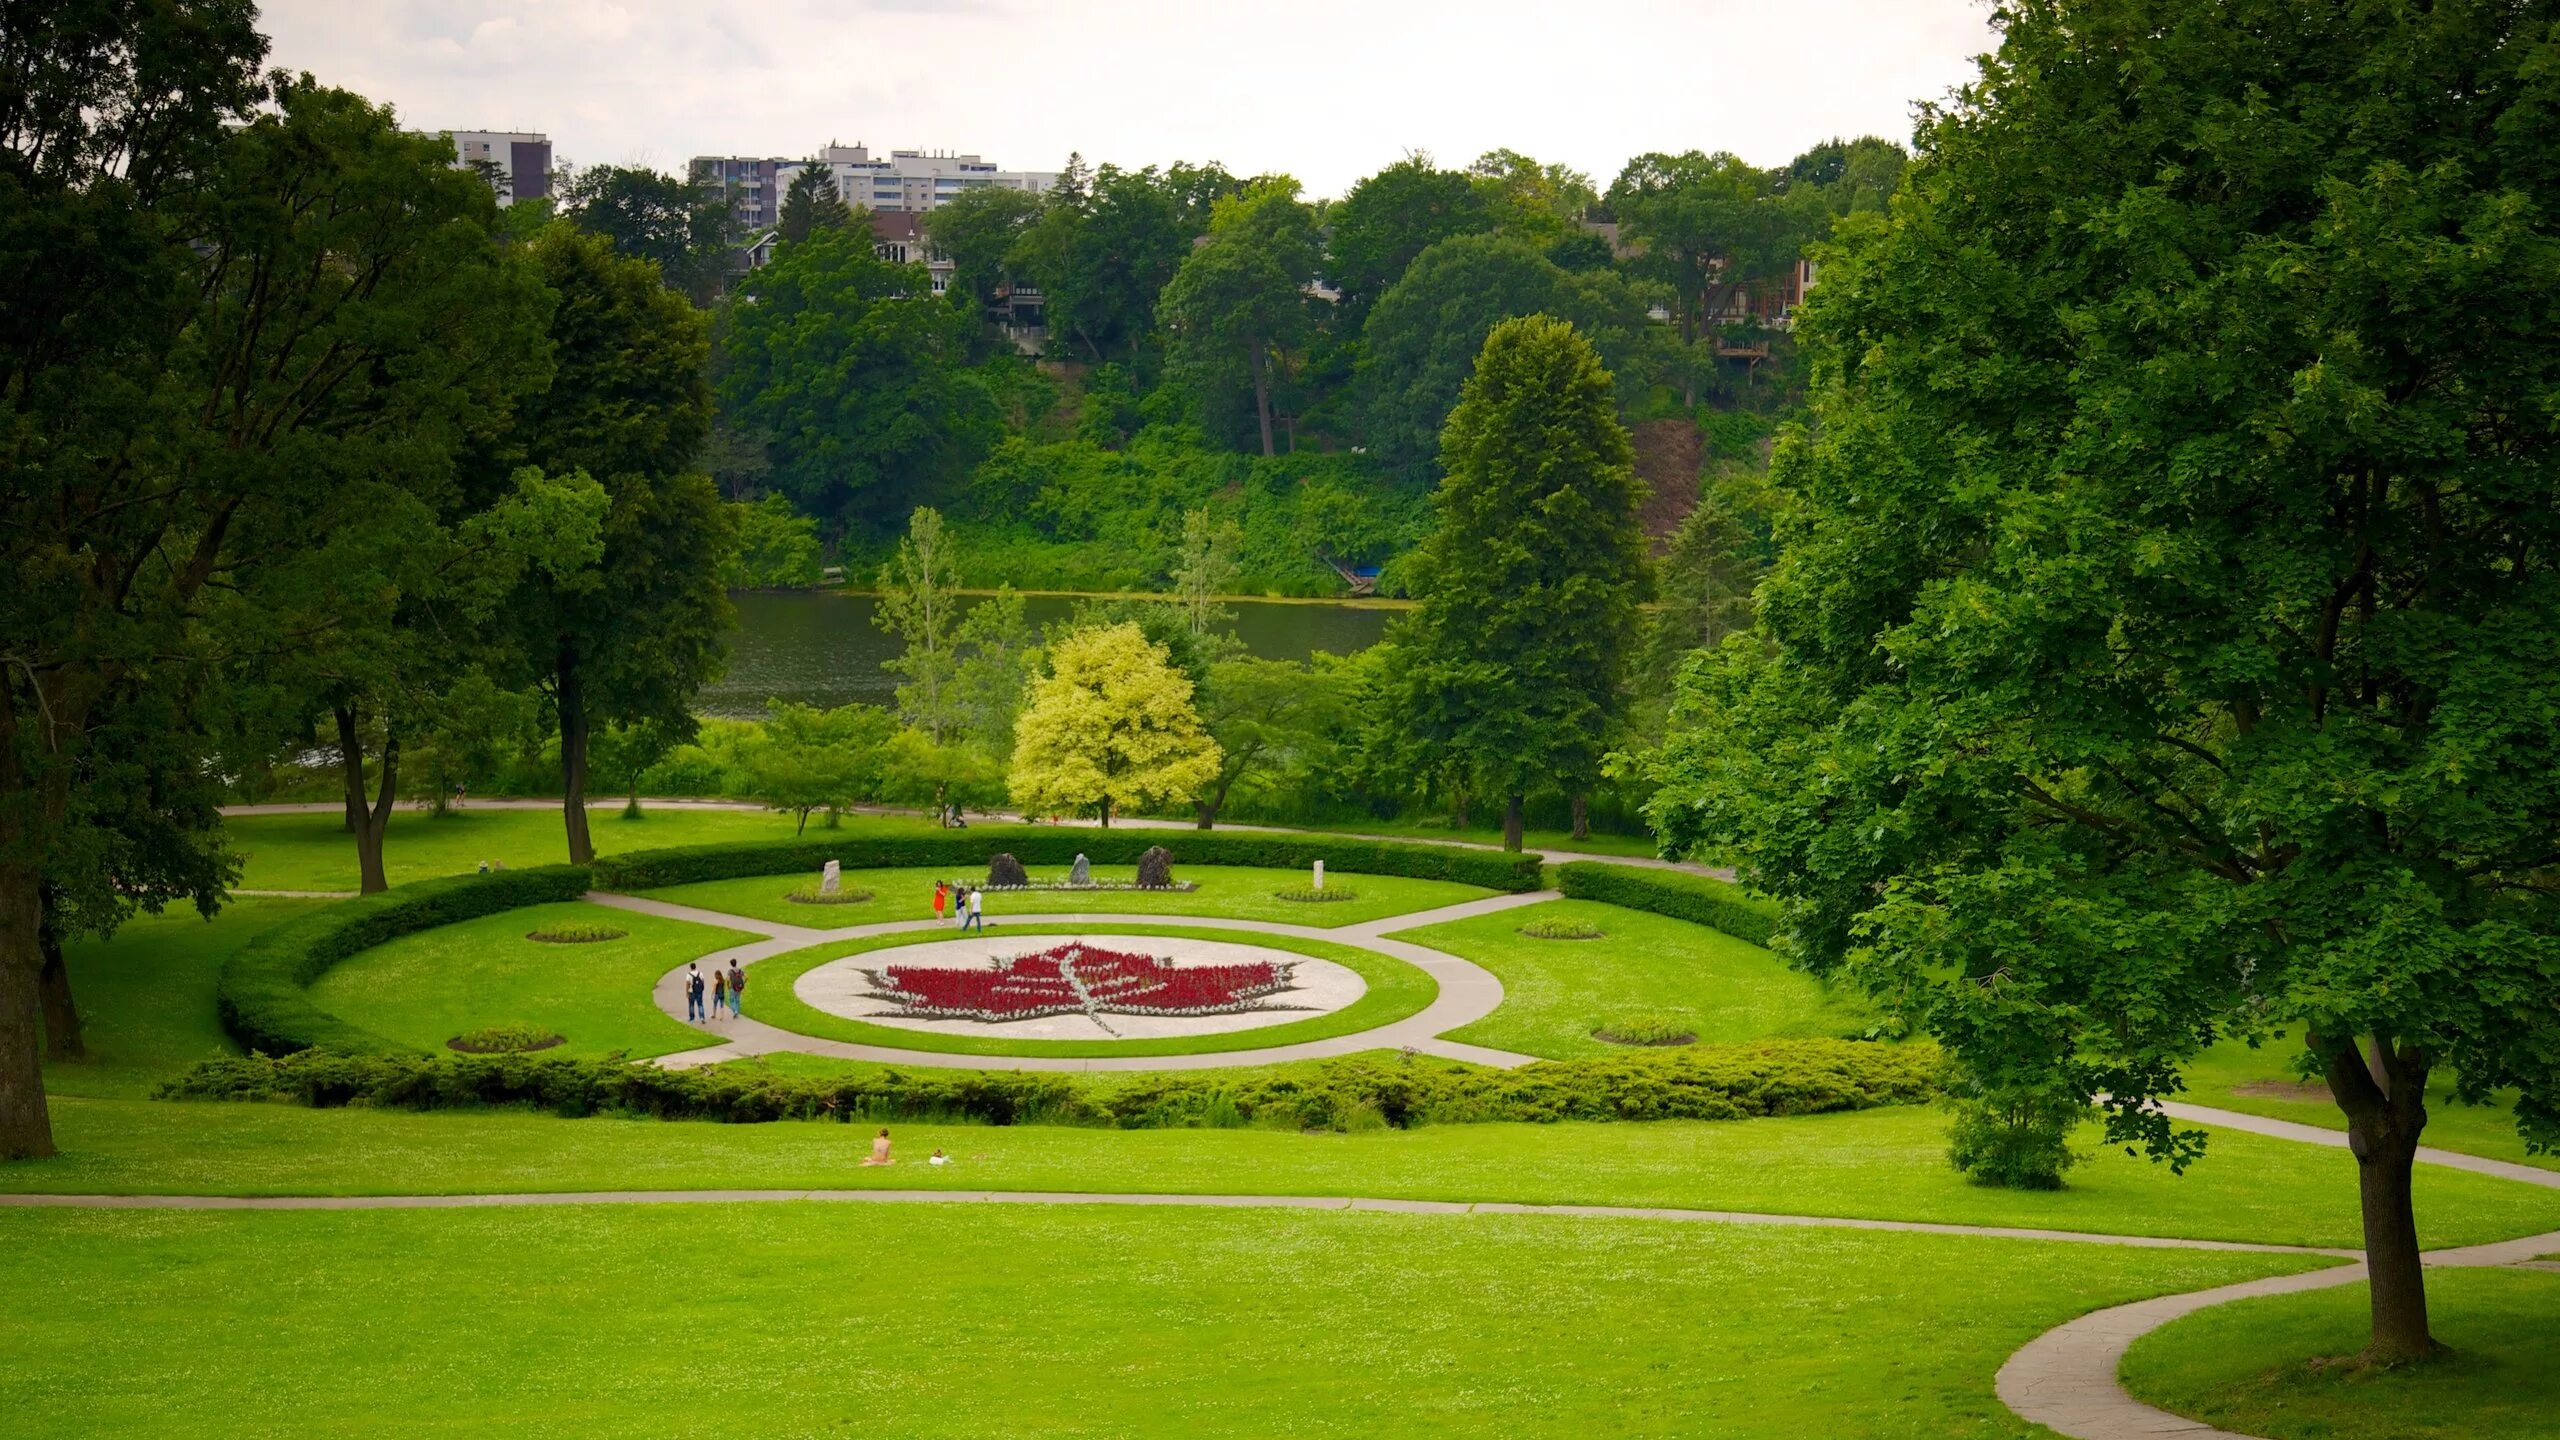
[1996,1100,2560,1439]
[594,889,1554,1072]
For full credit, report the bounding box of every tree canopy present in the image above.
[563,163,732,301]
[775,164,856,245]
[1324,156,1497,325]
[1009,623,1222,827]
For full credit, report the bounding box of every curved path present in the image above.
[1996,1100,2560,1439]
[595,889,1554,1072]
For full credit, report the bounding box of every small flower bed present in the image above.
[1593,1013,1696,1047]
[786,885,876,906]
[865,942,1300,1023]
[1520,918,1605,940]
[1272,885,1358,903]
[446,1023,566,1054]
[524,923,627,943]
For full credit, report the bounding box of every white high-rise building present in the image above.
[694,142,1056,226]
[443,131,552,207]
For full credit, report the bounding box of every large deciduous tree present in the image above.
[563,163,732,301]
[1324,156,1497,327]
[1389,316,1649,851]
[717,227,991,527]
[1644,0,2560,1363]
[1009,624,1221,828]
[504,227,731,865]
[1158,179,1321,457]
[920,183,1043,313]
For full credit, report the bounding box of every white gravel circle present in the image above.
[792,932,1368,1041]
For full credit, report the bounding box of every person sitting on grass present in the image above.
[862,1128,893,1166]
[727,960,747,1017]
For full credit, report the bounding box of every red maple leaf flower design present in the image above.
[863,942,1303,1029]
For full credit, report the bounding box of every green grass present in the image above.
[0,1202,2320,1438]
[222,806,908,892]
[739,924,1436,1057]
[1401,899,1875,1059]
[638,863,1494,929]
[42,898,316,1099]
[2121,1267,2560,1439]
[2179,1032,2556,1172]
[303,902,756,1060]
[22,1095,2560,1251]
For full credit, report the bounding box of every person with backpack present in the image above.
[685,963,706,1022]
[727,960,748,1018]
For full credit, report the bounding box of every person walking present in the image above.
[711,967,729,1019]
[963,884,987,933]
[727,960,747,1018]
[951,885,970,928]
[932,880,949,924]
[685,963,705,1022]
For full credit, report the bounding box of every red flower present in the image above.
[863,942,1302,1029]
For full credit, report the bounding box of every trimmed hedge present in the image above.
[587,827,1545,894]
[217,865,592,1057]
[160,1039,1941,1130]
[1553,861,1783,947]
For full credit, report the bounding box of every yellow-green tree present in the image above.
[1009,624,1221,827]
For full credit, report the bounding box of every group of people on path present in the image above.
[931,880,988,933]
[684,959,748,1021]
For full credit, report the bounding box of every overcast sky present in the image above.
[258,0,1998,197]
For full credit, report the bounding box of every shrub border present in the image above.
[1552,861,1782,948]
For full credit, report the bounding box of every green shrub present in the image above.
[785,885,876,906]
[587,827,1543,894]
[1552,862,1781,946]
[159,1039,1942,1131]
[447,1024,565,1054]
[1519,918,1604,940]
[1271,884,1357,903]
[1944,1086,2087,1190]
[525,923,627,943]
[1592,1013,1694,1046]
[217,865,593,1058]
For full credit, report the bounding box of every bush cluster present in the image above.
[218,865,593,1057]
[525,923,626,943]
[161,1039,1941,1131]
[1592,1014,1694,1046]
[587,828,1544,894]
[447,1024,565,1054]
[1552,862,1782,946]
[785,885,875,906]
[1519,918,1604,939]
[1272,885,1357,903]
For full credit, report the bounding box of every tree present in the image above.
[1391,316,1648,851]
[950,587,1041,762]
[1191,655,1347,829]
[921,184,1043,311]
[1171,507,1242,636]
[775,164,854,245]
[1634,469,1773,721]
[876,507,965,742]
[1357,233,1658,477]
[562,163,731,301]
[1325,156,1497,326]
[503,227,730,866]
[1010,624,1221,827]
[1467,149,1600,236]
[1641,0,2560,1363]
[1159,179,1320,456]
[1608,151,1813,400]
[2,49,549,1156]
[724,495,824,589]
[1784,136,1907,217]
[718,227,992,526]
[742,702,895,833]
[1011,161,1224,364]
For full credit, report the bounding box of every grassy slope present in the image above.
[2178,1032,2555,1173]
[1399,898,1874,1059]
[41,898,315,1100]
[2120,1268,2560,1440]
[0,1203,2319,1439]
[21,1095,2560,1251]
[740,925,1435,1057]
[635,863,1493,929]
[224,806,880,892]
[304,902,756,1060]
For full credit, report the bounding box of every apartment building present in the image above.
[694,142,1056,227]
[444,131,552,206]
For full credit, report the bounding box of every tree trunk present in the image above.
[1502,794,1525,853]
[1570,793,1590,842]
[1098,797,1112,829]
[2323,1036,2438,1361]
[37,919,81,1062]
[0,680,58,1158]
[335,706,398,896]
[557,647,595,865]
[1250,338,1276,458]
[1194,800,1216,829]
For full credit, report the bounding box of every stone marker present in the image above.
[1137,845,1174,889]
[988,852,1029,887]
[820,860,841,896]
[1313,859,1324,891]
[1069,852,1092,885]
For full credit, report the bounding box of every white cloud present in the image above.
[256,0,1997,193]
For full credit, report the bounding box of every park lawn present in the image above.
[1400,898,1875,1059]
[635,863,1495,929]
[43,897,319,1100]
[740,925,1436,1058]
[304,902,755,1060]
[222,805,911,892]
[22,1096,2560,1252]
[2120,1267,2560,1439]
[2179,1032,2556,1173]
[0,1202,2321,1440]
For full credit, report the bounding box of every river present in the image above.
[702,590,1400,717]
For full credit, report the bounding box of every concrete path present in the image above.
[595,889,1553,1072]
[1996,1099,2560,1439]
